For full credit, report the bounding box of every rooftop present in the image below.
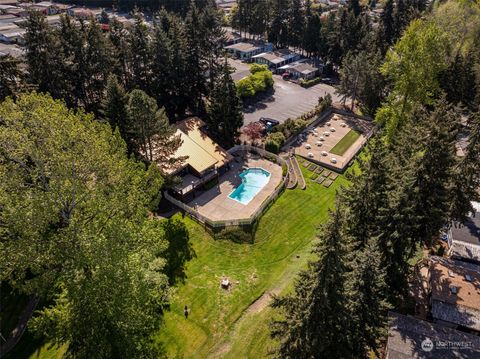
[252,50,298,64]
[430,256,480,310]
[387,312,480,358]
[291,62,318,74]
[225,41,264,53]
[429,256,480,330]
[164,118,233,176]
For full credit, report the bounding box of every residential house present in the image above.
[4,7,27,17]
[252,49,301,72]
[224,41,273,61]
[224,28,241,45]
[0,41,24,57]
[448,202,480,263]
[0,0,17,6]
[284,62,320,80]
[0,14,17,25]
[68,7,103,20]
[386,312,480,358]
[163,118,234,202]
[428,256,480,332]
[0,26,25,44]
[35,2,73,15]
[0,4,17,13]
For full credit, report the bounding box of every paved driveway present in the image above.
[242,76,343,126]
[228,58,343,126]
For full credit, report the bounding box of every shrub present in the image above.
[265,139,281,154]
[318,93,332,113]
[267,132,286,146]
[216,227,253,243]
[265,132,285,154]
[237,77,255,98]
[251,72,267,92]
[236,65,273,98]
[273,118,307,139]
[300,77,322,88]
[250,63,269,74]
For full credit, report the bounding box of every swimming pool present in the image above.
[229,168,271,205]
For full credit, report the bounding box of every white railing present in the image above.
[164,146,288,228]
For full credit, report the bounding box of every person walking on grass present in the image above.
[184,305,189,319]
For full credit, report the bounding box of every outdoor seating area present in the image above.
[292,112,374,172]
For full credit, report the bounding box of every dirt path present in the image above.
[208,288,281,359]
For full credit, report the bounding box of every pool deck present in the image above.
[187,156,283,222]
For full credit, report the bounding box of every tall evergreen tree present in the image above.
[127,13,152,91]
[24,11,63,98]
[268,0,290,47]
[207,60,243,148]
[0,55,24,101]
[382,0,395,45]
[56,14,83,108]
[185,2,207,114]
[338,51,385,115]
[345,236,389,358]
[83,18,115,113]
[302,1,321,56]
[101,74,129,142]
[288,0,305,49]
[271,205,351,359]
[349,0,362,17]
[127,89,183,170]
[450,114,480,222]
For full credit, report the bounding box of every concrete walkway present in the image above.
[290,155,306,190]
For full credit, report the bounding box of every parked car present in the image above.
[259,117,280,132]
[321,77,335,85]
[282,72,291,80]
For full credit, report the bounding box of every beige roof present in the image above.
[225,42,261,53]
[429,256,480,311]
[164,117,233,176]
[291,63,318,74]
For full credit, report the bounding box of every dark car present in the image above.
[321,77,336,85]
[259,117,280,133]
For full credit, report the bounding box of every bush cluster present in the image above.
[272,118,307,139]
[236,64,274,98]
[299,77,322,88]
[265,132,286,154]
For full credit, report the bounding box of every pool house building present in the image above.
[164,117,233,203]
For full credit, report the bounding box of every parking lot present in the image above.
[229,59,343,126]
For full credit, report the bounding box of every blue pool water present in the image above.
[229,168,271,205]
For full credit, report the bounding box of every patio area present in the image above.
[187,155,283,222]
[292,113,374,171]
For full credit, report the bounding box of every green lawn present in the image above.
[330,129,361,156]
[8,164,351,359]
[156,165,351,359]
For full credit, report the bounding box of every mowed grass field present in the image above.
[156,164,351,359]
[330,129,361,156]
[9,162,352,359]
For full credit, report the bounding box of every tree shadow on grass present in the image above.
[162,218,196,285]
